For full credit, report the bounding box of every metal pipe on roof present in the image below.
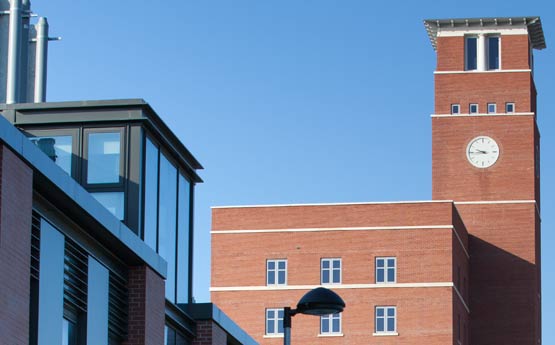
[34,17,48,102]
[6,0,23,104]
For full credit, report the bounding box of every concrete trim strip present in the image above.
[210,282,454,291]
[211,225,454,234]
[212,200,454,209]
[454,200,536,205]
[434,69,531,74]
[431,112,534,117]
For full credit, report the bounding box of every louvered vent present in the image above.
[108,271,129,341]
[30,212,41,281]
[64,238,88,313]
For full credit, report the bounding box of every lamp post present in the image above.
[283,287,345,345]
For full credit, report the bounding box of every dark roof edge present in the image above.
[424,16,546,51]
[0,114,168,277]
[181,303,259,345]
[0,99,205,175]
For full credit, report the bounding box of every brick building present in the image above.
[211,17,545,344]
[0,1,257,344]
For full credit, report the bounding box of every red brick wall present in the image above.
[437,36,464,71]
[193,320,227,345]
[212,202,454,231]
[434,72,533,114]
[456,203,539,345]
[124,265,166,345]
[432,116,536,201]
[0,145,33,344]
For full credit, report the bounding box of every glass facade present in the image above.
[87,132,121,184]
[30,135,73,175]
[91,192,124,220]
[177,174,191,303]
[144,137,159,249]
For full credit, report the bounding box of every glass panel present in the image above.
[321,317,329,333]
[333,269,340,283]
[387,317,395,331]
[91,192,124,220]
[143,138,159,250]
[322,260,329,269]
[377,269,384,282]
[466,37,477,70]
[387,259,395,267]
[376,259,384,267]
[376,318,384,332]
[333,317,340,332]
[176,174,191,303]
[278,270,286,284]
[165,326,176,345]
[31,135,72,175]
[488,37,500,70]
[376,308,384,317]
[278,261,286,270]
[267,270,275,285]
[87,132,121,184]
[62,319,77,345]
[387,308,395,317]
[277,311,284,333]
[268,261,275,270]
[387,268,395,282]
[158,153,178,301]
[322,270,329,283]
[333,260,341,269]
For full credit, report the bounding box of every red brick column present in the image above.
[124,265,166,345]
[0,145,33,344]
[192,320,227,345]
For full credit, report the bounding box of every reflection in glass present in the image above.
[30,135,72,175]
[143,138,159,250]
[87,132,121,184]
[158,153,177,301]
[62,318,77,345]
[91,192,124,220]
[177,174,191,303]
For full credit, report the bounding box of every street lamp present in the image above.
[283,287,346,345]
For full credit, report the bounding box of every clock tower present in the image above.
[426,17,545,344]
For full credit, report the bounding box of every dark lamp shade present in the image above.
[296,287,345,316]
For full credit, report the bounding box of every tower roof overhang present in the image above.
[424,17,546,51]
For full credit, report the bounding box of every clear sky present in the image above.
[33,0,554,342]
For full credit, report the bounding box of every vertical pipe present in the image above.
[34,17,48,102]
[6,0,22,104]
[283,307,293,345]
[477,34,486,72]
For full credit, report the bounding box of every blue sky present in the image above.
[33,0,554,342]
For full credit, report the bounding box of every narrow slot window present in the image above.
[451,104,460,115]
[469,104,479,114]
[465,37,478,71]
[487,103,496,114]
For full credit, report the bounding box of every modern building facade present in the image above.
[211,17,544,344]
[0,100,257,345]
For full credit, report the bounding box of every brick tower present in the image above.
[426,17,545,344]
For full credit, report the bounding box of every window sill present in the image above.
[263,334,284,338]
[318,333,344,337]
[373,332,399,336]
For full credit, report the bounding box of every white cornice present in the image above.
[431,112,534,117]
[434,69,531,74]
[212,200,453,209]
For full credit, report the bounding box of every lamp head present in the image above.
[296,287,345,316]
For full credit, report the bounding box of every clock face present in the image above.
[466,136,500,168]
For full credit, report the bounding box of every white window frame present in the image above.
[469,103,479,114]
[374,306,397,335]
[321,258,342,285]
[506,102,515,113]
[487,103,496,114]
[451,104,460,115]
[265,308,284,336]
[320,313,342,335]
[266,259,287,286]
[375,257,396,284]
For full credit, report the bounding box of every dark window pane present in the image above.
[387,308,395,317]
[488,37,499,70]
[322,270,330,283]
[31,135,72,175]
[143,138,158,250]
[387,259,395,267]
[277,319,283,333]
[466,37,477,70]
[333,270,340,283]
[158,153,177,301]
[267,272,275,285]
[87,132,121,184]
[387,317,395,331]
[376,259,384,268]
[377,269,384,282]
[91,192,124,220]
[322,260,329,269]
[268,261,275,270]
[376,318,384,332]
[278,271,285,284]
[387,268,395,282]
[322,318,329,333]
[376,308,384,317]
[176,174,191,303]
[332,316,340,332]
[278,261,286,270]
[333,260,341,269]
